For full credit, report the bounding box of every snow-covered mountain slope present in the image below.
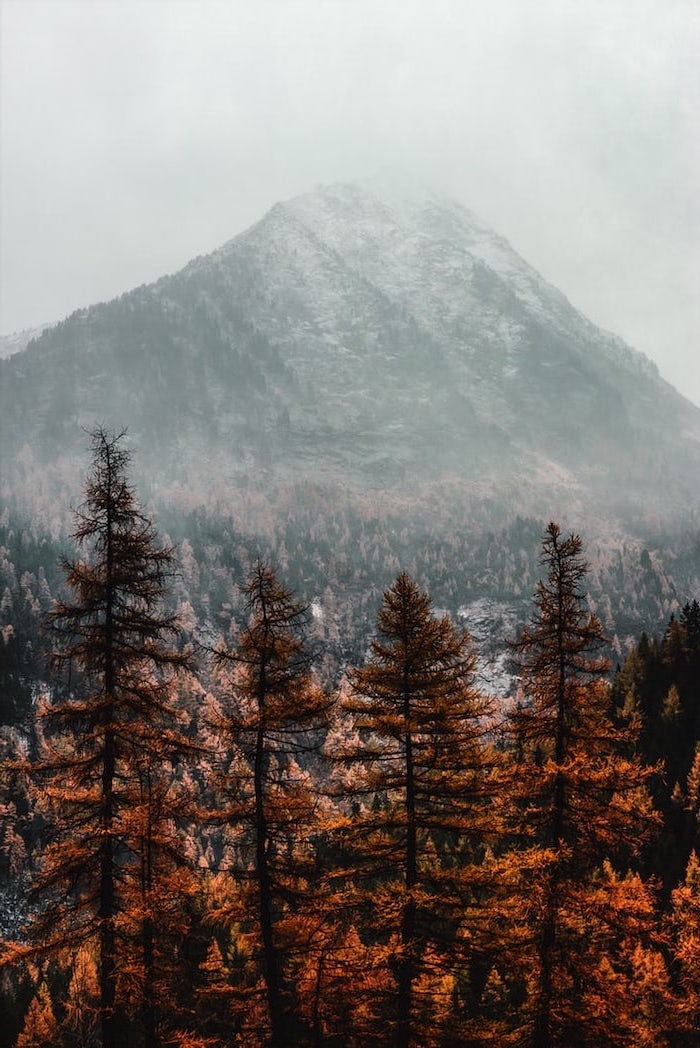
[235,181,678,429]
[0,323,51,359]
[1,180,698,521]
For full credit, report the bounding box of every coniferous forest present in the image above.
[1,430,700,1047]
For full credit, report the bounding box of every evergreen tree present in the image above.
[611,600,700,898]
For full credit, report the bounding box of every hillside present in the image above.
[1,179,699,702]
[1,179,699,525]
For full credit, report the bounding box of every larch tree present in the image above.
[15,980,60,1048]
[11,428,194,1048]
[328,572,498,1048]
[504,523,660,1047]
[669,850,700,1043]
[206,561,329,1048]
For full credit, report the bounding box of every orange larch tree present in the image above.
[503,523,662,1047]
[669,850,700,1043]
[327,572,499,1047]
[12,428,195,1048]
[205,561,330,1047]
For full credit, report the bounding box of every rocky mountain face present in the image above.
[1,179,699,524]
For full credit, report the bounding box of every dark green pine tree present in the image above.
[612,599,700,898]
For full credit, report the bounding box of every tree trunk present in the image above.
[398,679,416,1048]
[532,883,557,1048]
[142,769,158,1047]
[100,727,117,1048]
[254,672,286,1048]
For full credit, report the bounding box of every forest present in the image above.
[1,428,700,1047]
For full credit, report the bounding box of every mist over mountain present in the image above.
[0,324,50,360]
[2,178,699,529]
[2,177,700,722]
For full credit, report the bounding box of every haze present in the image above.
[1,0,698,406]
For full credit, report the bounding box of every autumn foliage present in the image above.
[1,435,698,1046]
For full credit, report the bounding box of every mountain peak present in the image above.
[275,175,493,245]
[260,178,665,386]
[1,179,698,522]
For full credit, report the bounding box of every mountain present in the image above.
[2,179,699,709]
[2,178,699,524]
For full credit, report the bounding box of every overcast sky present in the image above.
[2,0,699,404]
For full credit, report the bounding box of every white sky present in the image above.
[1,0,699,405]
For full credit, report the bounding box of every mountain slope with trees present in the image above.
[1,434,697,1045]
[1,179,699,524]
